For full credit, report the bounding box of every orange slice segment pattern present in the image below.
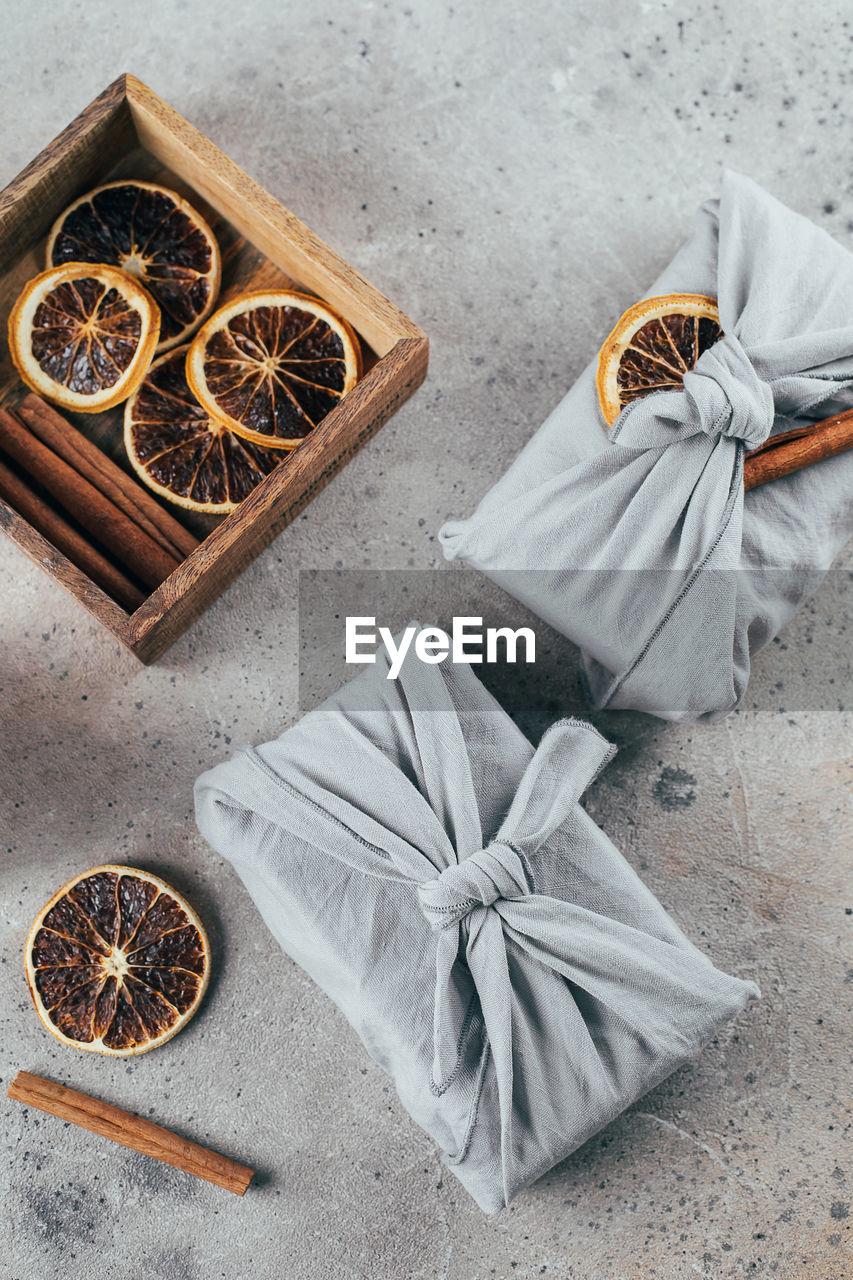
[124,346,285,513]
[26,866,209,1056]
[596,294,722,426]
[617,313,722,404]
[8,264,160,414]
[186,292,362,449]
[47,182,221,353]
[205,307,345,439]
[31,277,142,393]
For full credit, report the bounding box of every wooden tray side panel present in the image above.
[0,77,135,276]
[124,75,420,359]
[127,336,428,662]
[0,497,132,638]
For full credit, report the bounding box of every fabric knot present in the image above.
[610,330,775,453]
[686,331,775,449]
[418,840,531,931]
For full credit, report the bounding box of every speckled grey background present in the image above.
[1,2,852,1278]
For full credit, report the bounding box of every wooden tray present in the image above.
[0,74,428,662]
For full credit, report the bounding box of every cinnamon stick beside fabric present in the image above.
[7,1071,254,1196]
[744,409,853,491]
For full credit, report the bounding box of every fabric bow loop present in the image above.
[417,717,617,1174]
[610,329,775,453]
[418,841,530,930]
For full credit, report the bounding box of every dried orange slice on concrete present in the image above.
[25,865,210,1056]
[596,294,722,425]
[186,290,362,449]
[47,181,220,353]
[124,345,284,513]
[8,263,160,413]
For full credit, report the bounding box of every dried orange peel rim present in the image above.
[595,293,720,426]
[185,289,363,450]
[45,180,222,355]
[8,263,161,414]
[25,864,210,1057]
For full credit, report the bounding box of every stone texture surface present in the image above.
[1,2,852,1277]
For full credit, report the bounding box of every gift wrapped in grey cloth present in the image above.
[194,644,758,1212]
[439,171,853,721]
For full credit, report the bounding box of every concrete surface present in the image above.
[1,2,852,1277]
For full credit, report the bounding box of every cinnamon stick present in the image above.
[16,393,199,561]
[745,409,853,491]
[0,455,145,612]
[0,407,181,590]
[7,1070,254,1197]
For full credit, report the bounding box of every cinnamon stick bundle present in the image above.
[0,456,145,612]
[745,409,853,491]
[0,406,181,590]
[16,393,199,561]
[7,1071,254,1197]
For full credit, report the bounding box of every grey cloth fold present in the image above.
[439,171,853,721]
[194,643,758,1212]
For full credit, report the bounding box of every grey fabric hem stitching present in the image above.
[425,897,480,914]
[429,997,482,1097]
[243,745,394,862]
[443,1033,491,1169]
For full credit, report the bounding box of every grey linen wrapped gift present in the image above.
[195,643,758,1212]
[440,171,853,721]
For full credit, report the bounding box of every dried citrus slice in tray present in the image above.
[25,865,210,1056]
[186,290,362,449]
[47,181,221,353]
[125,345,285,513]
[8,263,160,413]
[596,293,722,425]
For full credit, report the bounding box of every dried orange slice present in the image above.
[25,865,210,1057]
[8,263,160,413]
[596,294,722,425]
[124,345,285,513]
[186,290,362,450]
[46,181,220,353]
